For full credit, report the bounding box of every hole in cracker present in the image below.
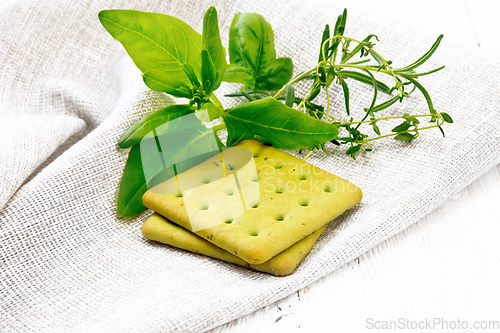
[323,184,332,193]
[224,219,233,224]
[275,163,286,169]
[299,199,309,207]
[175,193,183,198]
[226,190,234,196]
[298,175,307,180]
[275,187,284,194]
[249,231,259,236]
[251,177,258,182]
[275,214,285,221]
[201,179,210,184]
[199,205,209,210]
[252,202,259,208]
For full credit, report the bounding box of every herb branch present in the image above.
[99,7,453,216]
[267,22,449,158]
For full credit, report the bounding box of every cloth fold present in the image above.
[1,0,499,332]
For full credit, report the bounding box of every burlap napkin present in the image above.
[1,0,499,332]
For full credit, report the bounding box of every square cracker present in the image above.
[142,213,327,276]
[143,139,362,264]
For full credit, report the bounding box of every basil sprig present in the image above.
[224,13,293,90]
[99,7,451,217]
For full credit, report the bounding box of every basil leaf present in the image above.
[226,13,292,91]
[118,124,225,217]
[99,10,202,98]
[222,64,256,88]
[118,104,194,148]
[255,57,293,91]
[228,13,276,74]
[223,97,339,150]
[117,144,148,217]
[202,6,226,93]
[141,71,192,98]
[157,129,223,170]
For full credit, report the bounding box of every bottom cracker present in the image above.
[142,213,327,276]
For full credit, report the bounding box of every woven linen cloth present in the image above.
[1,0,500,332]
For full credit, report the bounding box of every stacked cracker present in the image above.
[142,140,362,276]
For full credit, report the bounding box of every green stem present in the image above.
[326,62,394,75]
[321,36,399,81]
[302,149,315,161]
[273,68,317,99]
[340,113,437,126]
[351,117,445,143]
[296,99,306,111]
[367,48,399,82]
[325,81,331,121]
[212,123,227,132]
[210,92,224,110]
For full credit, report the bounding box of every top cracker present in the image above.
[143,139,362,264]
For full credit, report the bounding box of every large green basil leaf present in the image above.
[202,6,226,93]
[117,127,225,217]
[117,144,148,217]
[222,97,339,150]
[255,57,293,91]
[228,13,276,75]
[99,10,202,98]
[118,104,194,148]
[227,13,292,91]
[222,64,255,88]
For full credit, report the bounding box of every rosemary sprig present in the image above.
[265,10,451,158]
